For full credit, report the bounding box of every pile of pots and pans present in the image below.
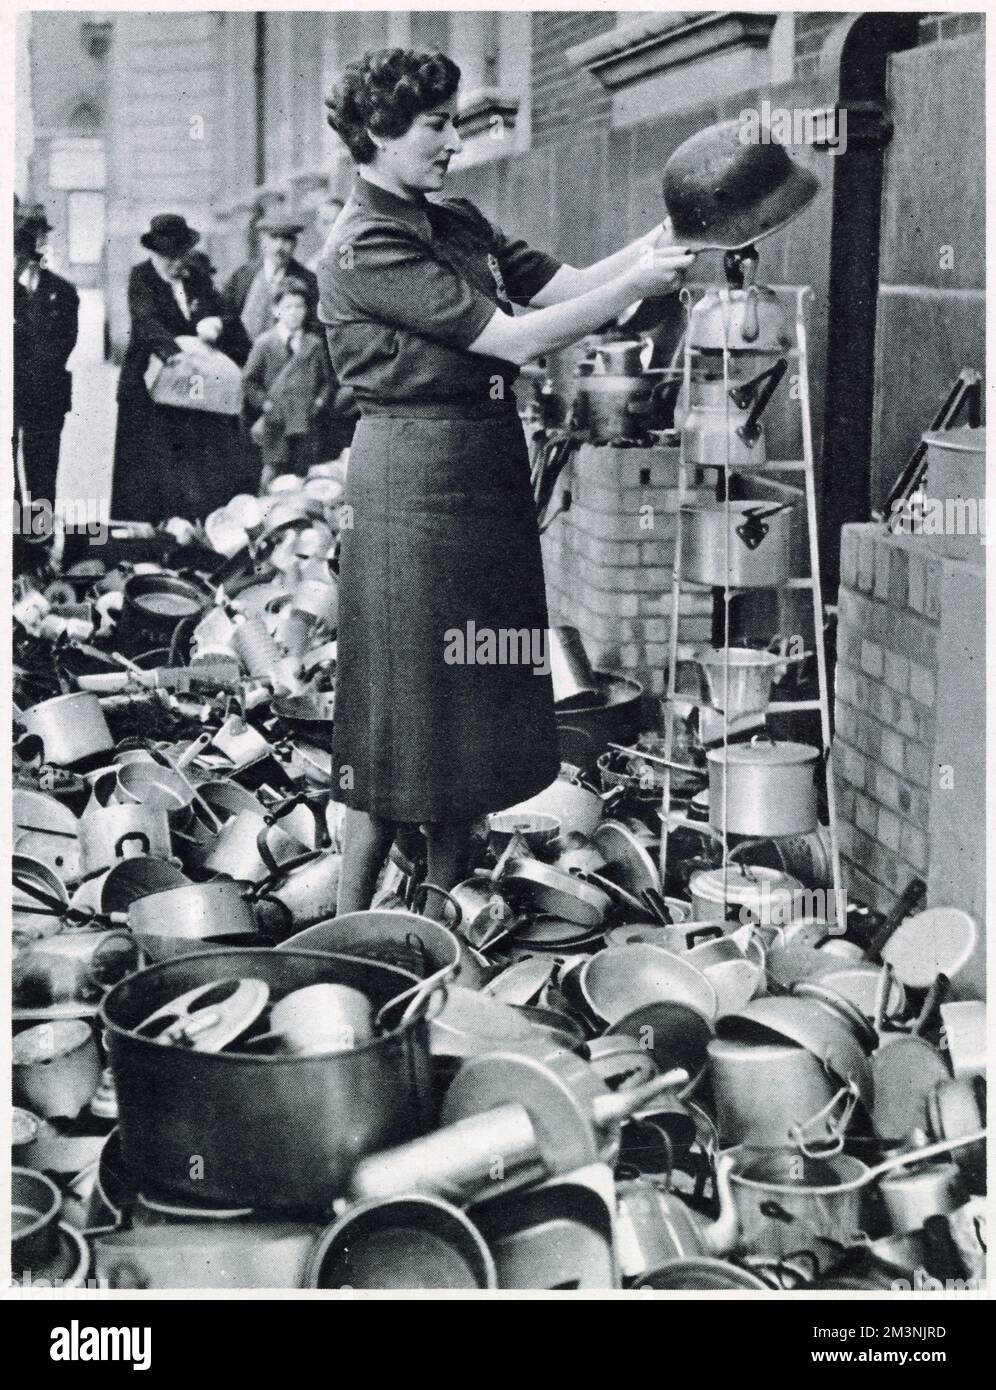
[10,722,986,1288]
[9,488,986,1291]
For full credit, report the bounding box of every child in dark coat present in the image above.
[242,278,331,485]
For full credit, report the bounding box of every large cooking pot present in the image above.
[707,739,819,838]
[696,646,788,720]
[116,572,210,654]
[250,850,342,936]
[201,809,309,883]
[689,864,803,927]
[18,693,115,768]
[708,1036,856,1149]
[573,368,680,444]
[680,501,794,588]
[101,949,437,1210]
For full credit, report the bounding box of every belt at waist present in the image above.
[358,398,520,422]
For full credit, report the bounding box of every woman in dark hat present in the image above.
[321,49,693,914]
[111,214,252,523]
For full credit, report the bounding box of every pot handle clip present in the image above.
[789,1080,861,1159]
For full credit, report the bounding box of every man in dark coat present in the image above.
[13,209,79,564]
[221,215,320,341]
[111,213,252,523]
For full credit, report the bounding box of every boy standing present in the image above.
[243,278,331,484]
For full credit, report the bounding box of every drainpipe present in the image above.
[818,12,919,591]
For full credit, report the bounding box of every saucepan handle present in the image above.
[687,924,725,946]
[115,831,150,858]
[410,880,463,930]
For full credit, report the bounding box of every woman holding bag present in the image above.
[320,48,694,915]
[111,214,250,523]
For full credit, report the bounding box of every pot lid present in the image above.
[706,740,819,767]
[690,864,802,904]
[881,908,978,989]
[591,820,661,896]
[922,426,985,454]
[13,1018,93,1065]
[871,1036,950,1143]
[635,1257,769,1291]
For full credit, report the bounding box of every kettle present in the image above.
[615,1154,739,1277]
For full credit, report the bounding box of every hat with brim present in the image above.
[663,118,820,252]
[256,216,305,238]
[140,213,200,255]
[18,210,54,235]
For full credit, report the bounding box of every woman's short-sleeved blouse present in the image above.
[317,176,561,411]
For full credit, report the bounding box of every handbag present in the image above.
[144,336,243,416]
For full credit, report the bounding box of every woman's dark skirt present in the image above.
[332,405,560,823]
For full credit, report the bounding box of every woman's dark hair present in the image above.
[326,48,461,165]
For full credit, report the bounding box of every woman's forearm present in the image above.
[535,223,665,305]
[469,266,649,366]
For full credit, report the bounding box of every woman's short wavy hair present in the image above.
[325,48,461,165]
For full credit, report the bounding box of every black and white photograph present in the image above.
[5,3,988,1318]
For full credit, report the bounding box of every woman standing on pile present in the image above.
[111,215,251,523]
[321,48,694,915]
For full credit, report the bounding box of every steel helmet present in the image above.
[663,118,820,251]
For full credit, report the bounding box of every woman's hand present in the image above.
[628,241,695,298]
[196,315,223,344]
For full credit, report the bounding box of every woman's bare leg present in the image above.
[337,808,395,914]
[422,820,474,918]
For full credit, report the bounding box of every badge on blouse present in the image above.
[487,253,510,304]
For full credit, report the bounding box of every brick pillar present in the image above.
[541,443,713,699]
[833,523,985,919]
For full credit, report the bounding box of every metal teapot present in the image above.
[615,1154,739,1276]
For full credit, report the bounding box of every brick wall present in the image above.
[531,9,615,146]
[917,12,984,44]
[793,11,842,80]
[833,524,985,918]
[541,445,713,698]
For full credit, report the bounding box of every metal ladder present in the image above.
[658,283,844,921]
